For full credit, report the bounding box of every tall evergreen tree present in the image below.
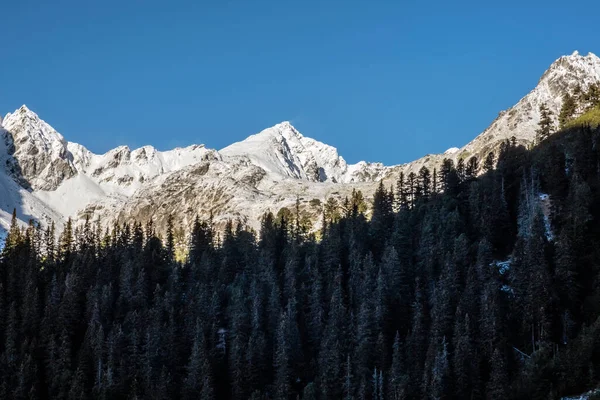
[559,92,577,128]
[536,102,555,143]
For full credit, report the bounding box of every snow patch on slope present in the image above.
[2,105,76,190]
[221,121,388,183]
[0,121,66,233]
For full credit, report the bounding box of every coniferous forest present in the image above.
[3,124,600,399]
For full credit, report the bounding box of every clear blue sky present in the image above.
[1,0,599,165]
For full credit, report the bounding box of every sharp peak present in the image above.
[5,105,42,123]
[3,105,55,132]
[554,50,600,65]
[536,50,600,85]
[565,50,598,58]
[15,104,36,115]
[271,120,300,133]
[113,145,131,152]
[254,120,303,139]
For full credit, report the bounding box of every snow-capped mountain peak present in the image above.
[1,50,599,238]
[456,51,600,160]
[539,50,600,88]
[3,105,68,153]
[220,121,348,182]
[2,105,76,190]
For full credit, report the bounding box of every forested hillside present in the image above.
[2,122,600,399]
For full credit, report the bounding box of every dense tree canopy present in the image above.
[2,123,600,399]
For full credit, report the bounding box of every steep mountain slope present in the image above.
[461,50,600,157]
[220,121,386,183]
[2,105,76,191]
[1,51,599,236]
[387,51,600,179]
[0,120,66,236]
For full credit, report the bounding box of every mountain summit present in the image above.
[1,51,599,236]
[221,121,385,184]
[465,50,600,150]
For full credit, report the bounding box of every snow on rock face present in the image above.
[220,121,385,184]
[221,121,345,182]
[379,51,600,186]
[115,156,373,233]
[0,122,66,233]
[69,142,219,196]
[462,51,600,157]
[1,51,599,235]
[2,105,76,190]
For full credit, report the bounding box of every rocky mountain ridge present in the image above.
[1,51,599,237]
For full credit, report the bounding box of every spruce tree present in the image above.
[483,151,495,173]
[536,102,555,143]
[418,166,432,201]
[559,92,577,128]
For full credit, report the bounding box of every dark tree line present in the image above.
[2,124,600,399]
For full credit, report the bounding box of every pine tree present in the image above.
[182,320,213,400]
[559,92,577,128]
[4,209,22,253]
[583,83,600,110]
[466,156,478,180]
[273,312,291,400]
[429,337,449,400]
[486,348,509,399]
[59,217,74,263]
[440,159,459,196]
[189,215,212,267]
[324,197,341,226]
[457,158,466,183]
[536,102,555,143]
[370,181,394,260]
[396,172,409,211]
[344,354,353,400]
[319,268,348,399]
[452,311,480,399]
[388,332,406,400]
[483,151,495,173]
[418,166,432,201]
[165,214,175,260]
[350,189,368,217]
[302,383,317,400]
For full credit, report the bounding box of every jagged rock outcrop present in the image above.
[2,105,76,190]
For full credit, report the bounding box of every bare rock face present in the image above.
[1,51,600,237]
[2,105,76,190]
